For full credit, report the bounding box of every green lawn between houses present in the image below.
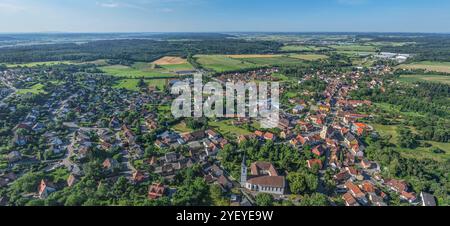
[16,83,47,95]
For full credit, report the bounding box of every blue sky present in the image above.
[0,0,449,33]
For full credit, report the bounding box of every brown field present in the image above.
[152,56,187,65]
[226,54,283,59]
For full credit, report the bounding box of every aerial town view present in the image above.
[0,0,448,215]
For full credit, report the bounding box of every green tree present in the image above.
[255,193,273,206]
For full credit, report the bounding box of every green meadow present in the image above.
[280,45,329,52]
[113,78,167,91]
[209,120,252,137]
[101,65,174,78]
[399,74,450,85]
[16,83,47,95]
[195,54,323,72]
[373,124,450,161]
[194,55,259,72]
[330,44,377,52]
[398,61,450,73]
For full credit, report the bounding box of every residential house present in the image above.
[217,175,233,191]
[38,179,56,199]
[400,191,417,204]
[312,145,325,157]
[420,192,436,206]
[148,183,166,200]
[241,161,285,195]
[385,179,408,193]
[263,132,276,141]
[307,159,323,170]
[67,174,78,187]
[343,192,360,206]
[102,158,120,172]
[132,171,145,183]
[206,129,219,139]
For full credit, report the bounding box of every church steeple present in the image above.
[240,154,247,187]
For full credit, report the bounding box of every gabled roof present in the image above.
[250,162,279,176]
[247,176,285,188]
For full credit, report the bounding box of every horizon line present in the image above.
[1,31,450,35]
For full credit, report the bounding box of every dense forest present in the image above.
[0,39,282,63]
[358,34,450,61]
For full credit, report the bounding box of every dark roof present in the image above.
[421,192,436,206]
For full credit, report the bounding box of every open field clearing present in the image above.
[226,54,283,58]
[16,83,46,95]
[113,78,167,91]
[239,56,305,66]
[172,122,194,133]
[209,120,252,137]
[289,54,329,61]
[152,56,187,65]
[159,63,194,72]
[329,44,377,52]
[147,79,167,90]
[337,51,376,57]
[399,74,450,85]
[373,124,450,161]
[397,61,450,73]
[101,65,175,78]
[194,55,258,72]
[195,54,321,72]
[280,45,329,52]
[368,41,415,47]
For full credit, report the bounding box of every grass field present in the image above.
[373,123,450,161]
[330,44,377,52]
[113,78,167,91]
[159,63,194,72]
[157,105,172,115]
[195,54,317,72]
[209,120,252,137]
[113,79,140,91]
[289,54,329,61]
[397,61,450,73]
[16,83,46,95]
[194,55,258,72]
[399,74,450,85]
[280,45,329,52]
[238,56,306,66]
[375,102,424,118]
[101,65,175,78]
[226,54,284,58]
[172,122,194,133]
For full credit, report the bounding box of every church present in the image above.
[241,157,286,195]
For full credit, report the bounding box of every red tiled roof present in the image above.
[345,182,365,198]
[247,176,285,188]
[148,183,165,200]
[250,162,279,176]
[307,159,323,169]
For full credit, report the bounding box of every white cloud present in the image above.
[97,2,120,8]
[96,1,150,11]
